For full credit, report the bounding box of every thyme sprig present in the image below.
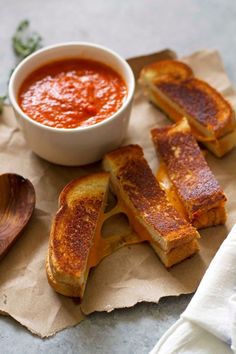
[0,20,42,114]
[0,95,7,114]
[12,20,42,59]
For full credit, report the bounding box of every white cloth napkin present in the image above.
[150,224,236,354]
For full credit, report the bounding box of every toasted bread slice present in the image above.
[139,60,236,156]
[151,118,227,229]
[103,144,200,259]
[151,239,199,268]
[47,172,110,298]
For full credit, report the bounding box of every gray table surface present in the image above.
[0,0,235,353]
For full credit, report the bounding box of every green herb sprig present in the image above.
[0,20,42,114]
[0,95,7,114]
[12,20,42,59]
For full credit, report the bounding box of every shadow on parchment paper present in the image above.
[199,224,229,252]
[0,209,48,288]
[170,224,228,286]
[31,152,103,193]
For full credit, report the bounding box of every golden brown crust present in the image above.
[151,118,227,224]
[140,59,235,139]
[52,197,103,276]
[141,60,193,82]
[47,172,110,296]
[103,144,199,252]
[192,206,227,229]
[46,255,84,297]
[157,78,234,138]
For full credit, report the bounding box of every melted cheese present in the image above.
[86,203,141,271]
[157,163,188,220]
[86,191,169,272]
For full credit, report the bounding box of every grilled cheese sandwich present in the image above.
[47,173,143,298]
[151,118,227,229]
[47,173,110,298]
[47,144,202,298]
[139,59,236,157]
[103,144,200,266]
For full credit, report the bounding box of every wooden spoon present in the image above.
[0,173,36,260]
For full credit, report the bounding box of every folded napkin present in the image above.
[150,224,236,354]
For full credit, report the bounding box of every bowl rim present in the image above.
[8,41,135,133]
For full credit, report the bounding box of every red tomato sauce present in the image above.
[18,59,127,128]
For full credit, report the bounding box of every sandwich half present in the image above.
[46,172,143,298]
[46,172,110,298]
[139,59,236,157]
[151,118,227,229]
[103,144,200,267]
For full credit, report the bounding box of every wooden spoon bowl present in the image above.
[0,173,36,260]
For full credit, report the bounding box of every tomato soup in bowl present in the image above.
[9,43,135,166]
[18,59,128,129]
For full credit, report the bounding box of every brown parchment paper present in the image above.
[0,49,235,338]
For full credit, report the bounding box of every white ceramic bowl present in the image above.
[8,42,135,166]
